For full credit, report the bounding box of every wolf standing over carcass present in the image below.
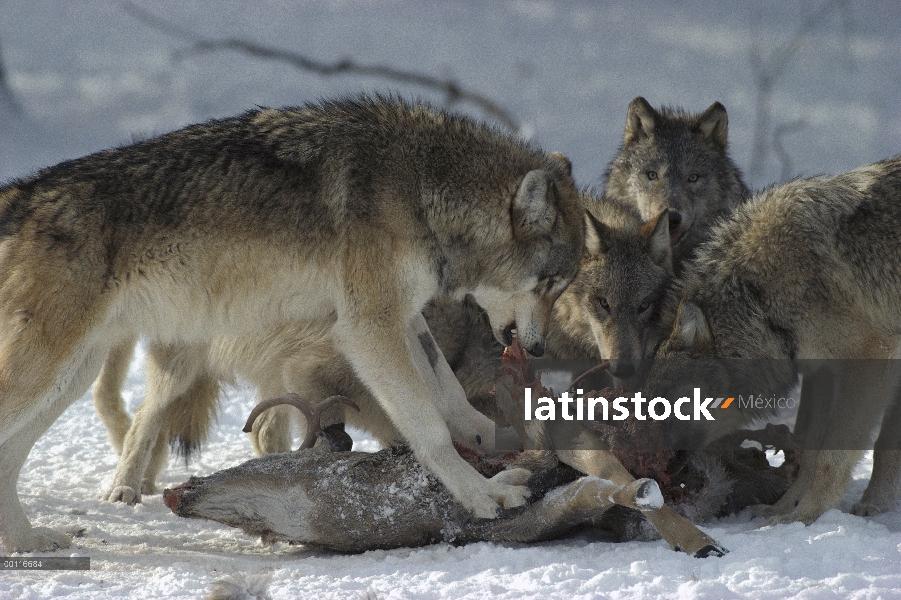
[89,98,740,557]
[93,96,747,471]
[0,95,586,552]
[648,156,901,525]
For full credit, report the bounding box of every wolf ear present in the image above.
[513,170,557,236]
[672,300,713,351]
[623,97,657,145]
[694,101,728,151]
[547,152,573,177]
[584,209,611,255]
[639,208,673,271]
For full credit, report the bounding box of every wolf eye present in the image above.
[638,300,651,313]
[646,171,658,181]
[597,297,610,312]
[687,173,700,183]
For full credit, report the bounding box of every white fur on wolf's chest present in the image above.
[111,242,438,343]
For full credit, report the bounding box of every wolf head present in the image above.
[603,97,749,268]
[550,195,673,379]
[470,153,585,358]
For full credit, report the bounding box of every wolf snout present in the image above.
[499,323,545,356]
[608,359,636,379]
[525,339,545,357]
[668,209,682,229]
[668,210,692,245]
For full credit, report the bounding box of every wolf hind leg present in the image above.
[92,335,139,455]
[138,370,221,495]
[104,342,210,504]
[92,336,171,496]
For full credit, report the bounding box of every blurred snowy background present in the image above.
[1,0,898,190]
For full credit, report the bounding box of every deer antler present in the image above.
[242,393,360,450]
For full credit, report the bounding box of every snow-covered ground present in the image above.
[2,1,900,598]
[7,353,901,599]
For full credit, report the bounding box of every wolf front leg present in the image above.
[853,384,901,516]
[406,312,516,452]
[336,312,529,519]
[758,361,896,525]
[0,337,110,552]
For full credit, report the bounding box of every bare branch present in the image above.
[0,37,23,116]
[747,0,853,184]
[772,118,806,182]
[122,2,519,132]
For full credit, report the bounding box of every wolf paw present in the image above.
[463,481,530,520]
[759,513,803,527]
[850,499,897,517]
[487,481,530,511]
[6,527,71,553]
[104,485,141,504]
[489,467,532,486]
[759,506,823,527]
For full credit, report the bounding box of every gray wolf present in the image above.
[647,156,901,525]
[603,97,751,270]
[93,190,670,496]
[547,193,672,379]
[0,96,585,552]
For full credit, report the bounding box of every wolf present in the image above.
[92,190,671,496]
[100,98,743,468]
[0,96,586,552]
[92,186,725,556]
[646,156,901,525]
[547,194,672,379]
[603,97,751,271]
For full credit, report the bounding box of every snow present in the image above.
[2,1,901,598]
